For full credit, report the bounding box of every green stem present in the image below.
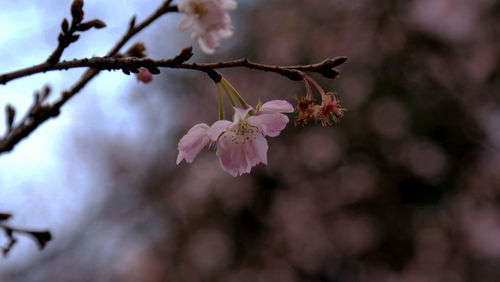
[221,78,249,109]
[216,83,224,120]
[220,81,237,107]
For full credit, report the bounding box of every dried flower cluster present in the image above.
[294,75,346,126]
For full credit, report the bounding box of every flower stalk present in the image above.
[221,78,249,109]
[220,80,237,107]
[216,82,224,120]
[294,74,346,126]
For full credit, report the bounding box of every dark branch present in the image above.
[0,0,346,155]
[46,0,107,64]
[178,56,347,80]
[0,55,347,85]
[0,0,178,155]
[106,2,178,57]
[1,215,51,257]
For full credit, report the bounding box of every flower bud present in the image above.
[76,19,106,31]
[136,68,153,83]
[170,46,193,65]
[42,85,52,98]
[28,231,52,249]
[71,0,84,22]
[5,104,16,132]
[61,18,69,34]
[0,213,12,221]
[319,68,340,79]
[324,56,347,68]
[125,42,147,58]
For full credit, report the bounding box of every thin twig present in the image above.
[178,57,347,80]
[106,2,177,57]
[0,215,51,257]
[0,56,347,85]
[0,1,177,154]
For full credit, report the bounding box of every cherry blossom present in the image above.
[176,100,293,176]
[177,0,237,54]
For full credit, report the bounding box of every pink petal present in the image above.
[198,37,216,55]
[178,16,194,31]
[247,113,290,137]
[217,26,233,38]
[176,123,211,164]
[216,133,251,176]
[219,0,237,10]
[207,120,233,141]
[260,100,294,113]
[233,107,253,122]
[245,133,268,166]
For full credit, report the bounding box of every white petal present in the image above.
[217,27,233,39]
[178,16,194,31]
[219,0,237,10]
[199,37,216,54]
[177,0,189,12]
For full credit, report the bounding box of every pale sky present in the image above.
[0,0,184,272]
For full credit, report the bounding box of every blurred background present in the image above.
[1,0,500,281]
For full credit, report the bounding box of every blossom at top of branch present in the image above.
[177,0,237,54]
[176,100,293,176]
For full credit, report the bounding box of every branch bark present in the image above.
[0,55,347,85]
[0,214,51,257]
[0,0,177,154]
[0,0,346,155]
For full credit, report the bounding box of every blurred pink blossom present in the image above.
[178,0,237,54]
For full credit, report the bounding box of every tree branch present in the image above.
[106,2,178,57]
[178,57,347,80]
[46,0,107,64]
[0,213,51,257]
[0,0,346,155]
[0,55,346,85]
[0,0,177,155]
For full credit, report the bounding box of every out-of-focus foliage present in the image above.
[4,0,500,281]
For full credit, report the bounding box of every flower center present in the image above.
[227,121,260,145]
[193,3,208,17]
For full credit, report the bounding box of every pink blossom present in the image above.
[176,100,293,176]
[177,0,237,54]
[176,123,211,164]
